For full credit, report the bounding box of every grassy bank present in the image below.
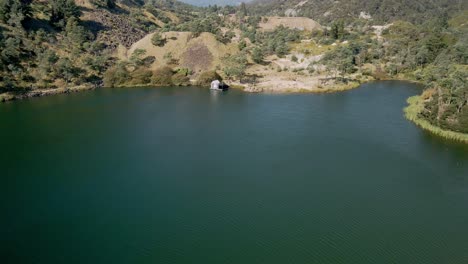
[404,95,468,143]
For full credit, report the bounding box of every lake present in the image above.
[1,81,468,263]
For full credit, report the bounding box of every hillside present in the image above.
[126,31,238,73]
[0,0,199,92]
[249,0,467,24]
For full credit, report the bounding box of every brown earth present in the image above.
[125,32,238,74]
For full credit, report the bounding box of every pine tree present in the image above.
[252,46,264,64]
[50,0,80,28]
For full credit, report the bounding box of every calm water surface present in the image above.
[1,81,468,263]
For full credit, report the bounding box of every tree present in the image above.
[196,70,222,86]
[275,40,288,57]
[130,48,146,66]
[151,66,173,86]
[239,2,247,18]
[36,49,59,78]
[331,20,345,40]
[56,57,80,85]
[0,0,30,27]
[322,46,355,78]
[50,0,80,28]
[216,30,235,44]
[223,52,248,80]
[252,46,264,64]
[103,63,126,87]
[91,0,116,8]
[151,32,166,47]
[238,39,247,50]
[64,17,88,50]
[1,37,21,63]
[106,0,115,8]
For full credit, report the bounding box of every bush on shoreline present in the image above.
[196,71,222,86]
[405,95,468,143]
[151,66,174,86]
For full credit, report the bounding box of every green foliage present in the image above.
[171,69,190,86]
[196,70,222,86]
[128,69,153,85]
[0,0,30,25]
[418,66,468,133]
[151,66,174,86]
[307,63,316,74]
[36,49,58,78]
[291,55,298,62]
[331,20,345,40]
[50,0,80,28]
[223,52,248,80]
[130,49,147,66]
[151,32,166,47]
[322,45,360,78]
[251,45,264,64]
[238,39,247,51]
[92,0,116,9]
[54,57,84,86]
[255,26,300,57]
[103,63,130,87]
[239,2,247,18]
[216,30,235,44]
[63,17,89,50]
[174,13,224,36]
[247,0,465,25]
[1,36,21,63]
[405,95,468,142]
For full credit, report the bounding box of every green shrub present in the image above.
[172,71,190,86]
[151,66,173,86]
[151,32,166,47]
[103,63,129,87]
[252,46,264,64]
[129,69,153,85]
[196,70,222,86]
[223,52,248,80]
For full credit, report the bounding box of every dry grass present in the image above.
[290,41,333,56]
[259,17,322,31]
[125,32,237,74]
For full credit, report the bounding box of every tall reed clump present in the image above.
[404,96,468,143]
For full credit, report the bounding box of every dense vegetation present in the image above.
[249,0,467,24]
[0,0,201,91]
[312,11,467,132]
[0,0,111,91]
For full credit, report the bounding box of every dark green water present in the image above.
[1,81,468,264]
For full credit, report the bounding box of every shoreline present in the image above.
[241,80,362,94]
[3,79,468,144]
[404,95,468,143]
[0,79,363,102]
[0,85,96,103]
